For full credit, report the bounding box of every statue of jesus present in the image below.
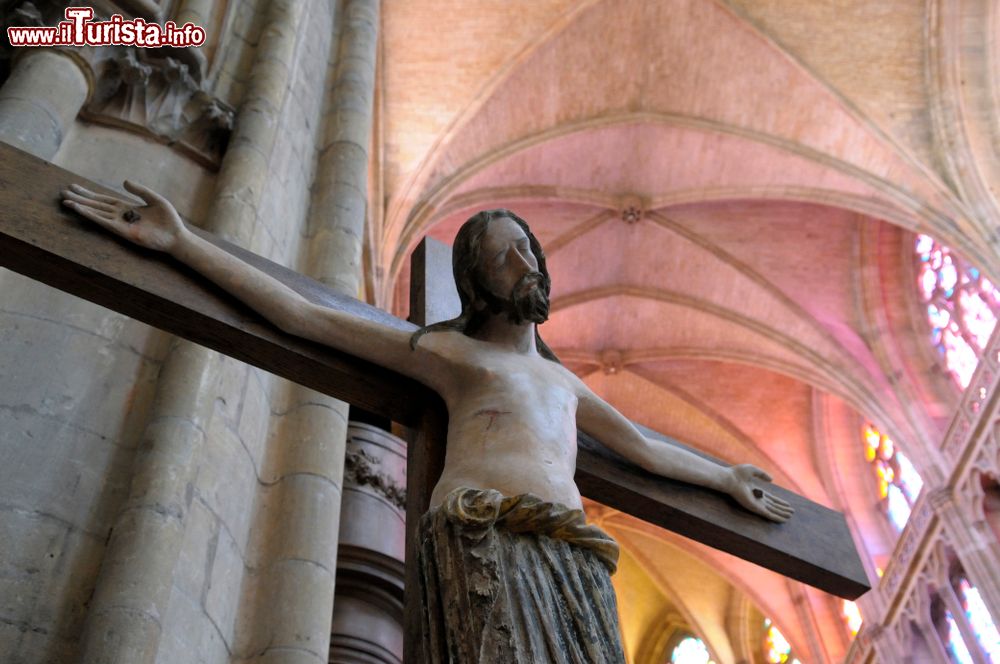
[62,181,792,663]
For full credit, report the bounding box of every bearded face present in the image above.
[480,270,550,325]
[410,209,561,363]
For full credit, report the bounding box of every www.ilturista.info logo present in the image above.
[7,7,206,48]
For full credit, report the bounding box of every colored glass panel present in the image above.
[763,619,793,664]
[843,600,863,637]
[895,452,924,503]
[886,484,911,531]
[957,578,1000,663]
[946,610,976,664]
[671,636,713,664]
[916,235,1000,389]
[862,424,924,532]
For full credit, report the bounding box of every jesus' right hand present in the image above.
[61,181,190,254]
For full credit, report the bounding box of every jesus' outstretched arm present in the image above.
[60,181,445,387]
[575,380,793,522]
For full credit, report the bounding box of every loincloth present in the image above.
[417,487,626,663]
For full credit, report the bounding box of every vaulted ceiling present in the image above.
[376,1,999,661]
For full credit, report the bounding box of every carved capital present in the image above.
[1,1,224,165]
[81,46,232,168]
[344,448,407,511]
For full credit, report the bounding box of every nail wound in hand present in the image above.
[123,209,141,223]
[752,488,764,499]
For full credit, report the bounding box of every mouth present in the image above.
[514,273,543,296]
[516,281,538,296]
[500,272,550,325]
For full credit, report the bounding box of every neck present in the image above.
[473,312,538,354]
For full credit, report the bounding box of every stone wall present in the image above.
[0,1,353,662]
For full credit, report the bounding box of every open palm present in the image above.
[728,464,794,523]
[61,181,187,253]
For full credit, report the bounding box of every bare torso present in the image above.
[428,336,584,510]
[57,184,794,529]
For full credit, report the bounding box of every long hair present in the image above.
[410,209,561,363]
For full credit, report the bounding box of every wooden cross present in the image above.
[0,143,869,656]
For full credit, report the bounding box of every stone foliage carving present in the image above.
[1,1,232,169]
[83,47,234,169]
[344,447,407,510]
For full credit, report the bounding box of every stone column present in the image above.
[305,0,379,295]
[939,581,990,664]
[934,491,1000,626]
[329,422,406,663]
[227,0,380,661]
[0,50,89,158]
[77,1,311,662]
[878,614,951,664]
[0,47,154,664]
[171,0,214,75]
[293,0,384,659]
[173,0,214,27]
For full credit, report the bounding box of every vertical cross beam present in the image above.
[403,238,458,661]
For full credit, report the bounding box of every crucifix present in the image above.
[0,143,869,660]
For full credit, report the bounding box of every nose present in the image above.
[511,246,535,271]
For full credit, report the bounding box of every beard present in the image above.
[483,272,550,325]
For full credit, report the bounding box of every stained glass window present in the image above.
[863,424,924,532]
[763,619,801,664]
[946,610,976,664]
[670,636,714,664]
[843,600,863,637]
[916,234,1000,389]
[956,578,1000,663]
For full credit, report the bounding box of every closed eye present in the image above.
[518,241,536,263]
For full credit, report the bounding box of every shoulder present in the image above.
[412,327,474,357]
[544,358,592,396]
[410,328,487,379]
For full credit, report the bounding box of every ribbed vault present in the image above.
[377,0,988,660]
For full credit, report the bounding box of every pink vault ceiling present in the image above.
[376,0,974,661]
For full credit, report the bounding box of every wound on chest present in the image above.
[474,408,512,430]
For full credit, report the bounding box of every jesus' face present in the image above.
[476,216,550,325]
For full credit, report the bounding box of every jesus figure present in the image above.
[61,181,792,663]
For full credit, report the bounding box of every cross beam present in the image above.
[0,143,869,600]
